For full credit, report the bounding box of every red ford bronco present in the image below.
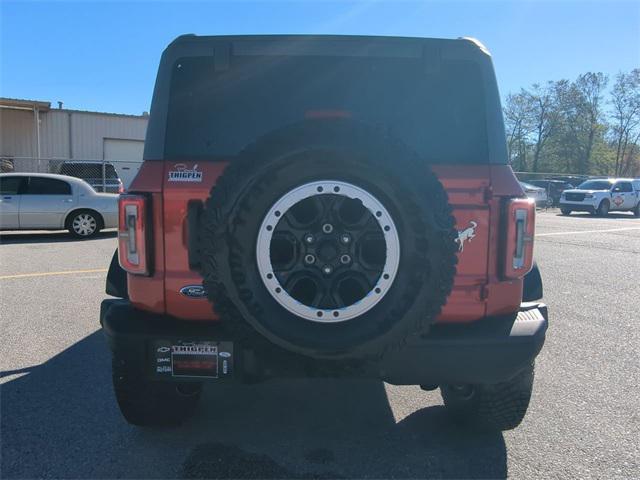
[101,34,547,430]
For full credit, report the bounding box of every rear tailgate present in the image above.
[161,162,497,322]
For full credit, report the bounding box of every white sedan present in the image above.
[0,173,118,238]
[519,181,549,208]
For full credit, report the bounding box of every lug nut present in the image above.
[340,254,351,265]
[304,254,316,265]
[322,223,334,234]
[340,234,351,244]
[304,234,314,244]
[322,265,333,275]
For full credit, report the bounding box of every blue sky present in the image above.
[1,1,638,115]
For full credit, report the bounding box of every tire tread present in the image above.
[441,364,535,431]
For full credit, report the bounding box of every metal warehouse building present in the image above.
[0,98,148,187]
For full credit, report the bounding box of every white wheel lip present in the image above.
[72,213,97,236]
[256,180,400,323]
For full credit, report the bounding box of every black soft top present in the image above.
[144,34,507,164]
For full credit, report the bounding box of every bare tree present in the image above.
[522,82,560,173]
[504,91,533,170]
[610,69,640,175]
[575,72,609,174]
[503,69,638,176]
[620,130,640,176]
[553,74,608,174]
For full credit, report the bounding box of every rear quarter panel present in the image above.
[431,165,491,322]
[85,194,119,228]
[126,162,167,314]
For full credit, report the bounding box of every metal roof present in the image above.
[0,98,51,111]
[0,97,148,118]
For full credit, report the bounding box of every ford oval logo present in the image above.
[180,285,207,298]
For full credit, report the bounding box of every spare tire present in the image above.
[198,120,458,359]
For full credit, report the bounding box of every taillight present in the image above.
[118,194,149,275]
[118,181,124,194]
[504,198,535,279]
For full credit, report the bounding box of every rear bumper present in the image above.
[559,201,596,212]
[380,303,547,384]
[100,300,548,385]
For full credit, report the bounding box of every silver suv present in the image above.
[559,178,640,216]
[59,161,123,194]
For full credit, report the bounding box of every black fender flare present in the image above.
[523,261,543,302]
[106,249,128,299]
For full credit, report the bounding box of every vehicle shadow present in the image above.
[1,332,507,479]
[0,230,117,245]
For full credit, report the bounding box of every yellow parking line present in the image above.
[0,268,108,280]
[537,227,640,237]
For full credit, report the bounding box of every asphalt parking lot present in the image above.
[1,210,639,479]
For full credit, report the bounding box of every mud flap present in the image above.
[523,261,543,302]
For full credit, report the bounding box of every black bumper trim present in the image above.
[559,202,596,213]
[100,300,548,385]
[380,303,547,385]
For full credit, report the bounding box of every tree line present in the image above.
[504,69,640,177]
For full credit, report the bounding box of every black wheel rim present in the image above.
[256,181,400,322]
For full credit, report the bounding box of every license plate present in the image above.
[153,340,234,379]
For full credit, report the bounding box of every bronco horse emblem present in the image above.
[456,221,478,252]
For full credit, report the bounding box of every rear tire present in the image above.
[440,364,535,431]
[560,208,571,215]
[633,202,640,217]
[596,200,610,217]
[112,357,201,427]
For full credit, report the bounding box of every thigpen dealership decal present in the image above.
[168,163,203,182]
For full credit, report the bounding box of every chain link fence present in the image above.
[1,158,605,199]
[514,171,591,186]
[0,157,142,193]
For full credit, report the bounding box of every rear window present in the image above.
[615,182,633,192]
[165,55,489,164]
[27,177,72,195]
